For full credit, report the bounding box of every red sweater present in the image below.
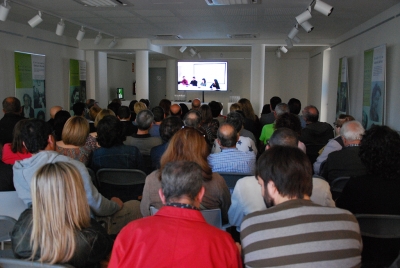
[2,143,31,165]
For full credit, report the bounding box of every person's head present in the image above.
[152,106,165,122]
[2,97,21,114]
[302,105,319,123]
[179,103,189,119]
[199,104,213,125]
[229,103,242,113]
[274,103,289,118]
[53,110,71,141]
[111,98,122,105]
[71,88,80,104]
[30,162,90,264]
[96,115,126,148]
[256,146,312,207]
[160,161,204,206]
[107,102,121,115]
[11,119,28,153]
[192,77,196,80]
[72,102,85,116]
[208,101,223,118]
[62,116,89,147]
[359,125,400,180]
[183,110,201,127]
[94,109,115,128]
[334,114,355,136]
[160,128,212,180]
[139,99,150,108]
[275,113,302,137]
[288,98,301,115]
[226,112,244,133]
[23,94,32,108]
[136,109,154,131]
[89,106,101,121]
[20,119,54,153]
[202,78,206,84]
[129,100,138,112]
[159,99,171,117]
[238,98,256,121]
[159,116,184,143]
[36,110,45,121]
[134,102,147,114]
[217,123,238,148]
[117,106,131,121]
[213,79,219,87]
[371,84,382,107]
[340,121,364,144]
[86,99,96,110]
[191,99,201,110]
[268,128,299,149]
[261,104,271,115]
[270,96,282,111]
[170,104,182,117]
[49,106,62,119]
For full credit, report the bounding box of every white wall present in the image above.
[107,57,136,101]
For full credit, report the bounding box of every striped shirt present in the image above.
[207,148,256,174]
[241,199,362,267]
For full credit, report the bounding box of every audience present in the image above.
[158,99,171,117]
[12,162,113,267]
[47,105,62,128]
[169,103,182,117]
[109,161,241,268]
[90,109,115,138]
[238,98,261,139]
[288,98,306,128]
[191,98,201,110]
[208,100,225,125]
[274,112,306,153]
[107,101,121,115]
[2,119,31,165]
[259,102,289,145]
[300,105,334,145]
[117,105,137,136]
[128,100,137,121]
[72,102,86,117]
[199,104,219,145]
[88,105,101,133]
[0,97,25,145]
[53,110,71,141]
[260,96,281,126]
[179,103,189,119]
[149,106,164,137]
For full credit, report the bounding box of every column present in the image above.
[166,59,176,100]
[320,48,331,123]
[85,51,108,108]
[135,50,149,100]
[250,44,265,115]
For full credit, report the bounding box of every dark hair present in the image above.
[70,88,80,104]
[303,105,319,123]
[213,79,220,89]
[288,98,301,115]
[257,146,312,199]
[3,97,21,114]
[117,106,131,120]
[183,110,201,127]
[275,113,302,136]
[107,102,121,115]
[136,110,154,130]
[359,125,400,180]
[139,99,150,108]
[23,94,32,106]
[129,100,138,111]
[36,110,45,121]
[161,161,204,202]
[72,102,85,116]
[199,104,213,125]
[86,99,95,109]
[208,101,222,118]
[160,117,184,143]
[270,96,282,111]
[226,112,244,133]
[152,106,164,122]
[11,119,29,153]
[53,110,71,141]
[269,128,299,148]
[179,103,189,119]
[20,119,53,153]
[159,99,171,117]
[96,115,126,148]
[261,104,271,114]
[217,123,237,147]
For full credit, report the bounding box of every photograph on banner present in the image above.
[336,57,349,119]
[362,44,386,129]
[18,89,34,118]
[69,59,87,113]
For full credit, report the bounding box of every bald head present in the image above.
[302,105,319,123]
[50,106,63,119]
[217,123,238,148]
[3,97,21,114]
[170,104,182,116]
[192,99,201,110]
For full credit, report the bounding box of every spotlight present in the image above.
[288,24,299,39]
[28,11,43,28]
[76,26,85,41]
[300,20,314,33]
[197,53,201,59]
[280,46,288,53]
[0,0,11,22]
[108,38,117,48]
[292,36,300,44]
[285,38,293,48]
[275,50,281,58]
[179,46,187,53]
[55,19,65,36]
[189,48,197,57]
[314,0,333,16]
[94,32,102,45]
[295,9,311,24]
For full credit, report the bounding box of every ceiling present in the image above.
[4,0,400,59]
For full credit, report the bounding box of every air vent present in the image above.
[205,0,258,5]
[228,33,258,39]
[78,0,129,7]
[155,35,183,39]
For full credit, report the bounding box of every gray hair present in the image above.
[275,103,290,116]
[136,109,154,130]
[161,161,204,202]
[340,121,364,141]
[183,110,200,127]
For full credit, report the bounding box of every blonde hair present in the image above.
[229,103,242,113]
[62,116,89,146]
[89,106,101,121]
[238,98,256,121]
[94,109,115,127]
[134,102,147,114]
[30,162,91,264]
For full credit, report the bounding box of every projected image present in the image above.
[177,62,227,91]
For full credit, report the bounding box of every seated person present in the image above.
[117,106,138,136]
[2,119,31,165]
[12,162,113,267]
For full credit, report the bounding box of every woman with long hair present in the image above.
[238,98,261,139]
[12,162,112,267]
[2,119,31,165]
[199,104,219,146]
[140,127,231,223]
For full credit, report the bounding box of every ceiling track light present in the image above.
[275,49,281,58]
[285,38,293,48]
[179,46,187,53]
[0,0,11,22]
[28,11,43,28]
[280,46,288,53]
[300,20,314,33]
[292,36,300,44]
[76,26,85,41]
[295,8,311,25]
[55,18,65,36]
[197,53,201,59]
[94,32,102,45]
[108,38,117,48]
[189,47,197,57]
[314,0,333,16]
[287,24,299,39]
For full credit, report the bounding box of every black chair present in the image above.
[355,214,400,267]
[0,258,74,267]
[218,172,252,192]
[96,168,147,202]
[329,176,349,201]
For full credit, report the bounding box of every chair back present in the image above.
[0,215,17,251]
[96,168,147,202]
[218,172,252,192]
[0,258,74,267]
[0,191,27,220]
[355,214,400,239]
[330,176,350,200]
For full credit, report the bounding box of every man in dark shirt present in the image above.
[0,97,25,145]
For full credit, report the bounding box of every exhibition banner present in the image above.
[362,44,386,129]
[69,59,87,114]
[14,52,46,119]
[336,57,349,118]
